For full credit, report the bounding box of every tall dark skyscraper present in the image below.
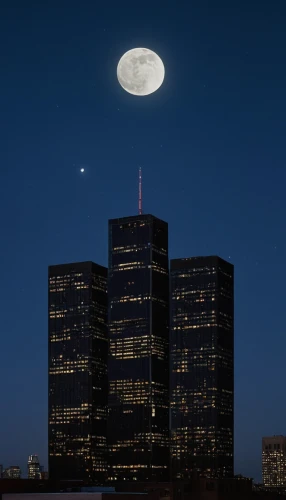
[108,214,169,482]
[48,261,108,483]
[170,256,234,480]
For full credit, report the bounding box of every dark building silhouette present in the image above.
[48,261,108,483]
[170,256,234,479]
[108,214,170,482]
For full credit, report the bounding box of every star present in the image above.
[80,168,84,173]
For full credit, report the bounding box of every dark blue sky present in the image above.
[0,0,285,481]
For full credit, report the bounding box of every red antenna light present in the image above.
[138,167,142,215]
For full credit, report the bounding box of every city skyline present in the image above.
[1,202,284,482]
[1,0,285,484]
[47,218,234,484]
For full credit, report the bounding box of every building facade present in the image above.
[170,256,234,479]
[48,261,108,483]
[3,466,21,478]
[108,214,170,482]
[262,436,286,487]
[28,455,41,479]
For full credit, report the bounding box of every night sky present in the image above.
[0,0,285,482]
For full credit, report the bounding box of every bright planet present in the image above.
[117,48,165,96]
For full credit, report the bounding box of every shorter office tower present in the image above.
[28,455,41,479]
[262,436,286,487]
[48,261,108,483]
[3,466,21,478]
[170,256,234,479]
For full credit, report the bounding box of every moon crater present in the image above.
[117,48,165,96]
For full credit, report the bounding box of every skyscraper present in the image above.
[108,214,169,482]
[48,261,108,483]
[28,455,41,479]
[170,256,234,479]
[262,436,286,487]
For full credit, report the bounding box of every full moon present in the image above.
[117,48,165,96]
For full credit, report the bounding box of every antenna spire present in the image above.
[138,167,142,215]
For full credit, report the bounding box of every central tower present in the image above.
[107,214,169,482]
